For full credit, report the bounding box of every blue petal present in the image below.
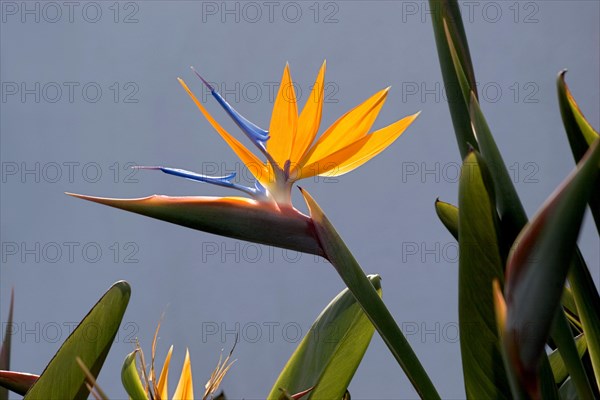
[160,167,237,186]
[191,67,269,147]
[135,166,268,200]
[254,179,267,195]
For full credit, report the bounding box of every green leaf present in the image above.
[299,188,440,400]
[557,71,600,155]
[559,378,578,400]
[468,94,529,254]
[429,0,479,158]
[24,281,131,400]
[464,67,592,399]
[432,1,593,396]
[468,89,587,399]
[0,371,38,395]
[121,351,148,400]
[504,141,600,397]
[442,18,472,109]
[76,357,109,400]
[442,12,528,250]
[0,288,14,400]
[443,12,530,257]
[557,70,600,233]
[277,389,294,400]
[457,150,510,398]
[268,275,382,400]
[568,250,600,392]
[550,334,587,384]
[550,311,594,398]
[562,287,580,324]
[467,98,560,399]
[434,199,458,240]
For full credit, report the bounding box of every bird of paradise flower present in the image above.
[119,322,313,400]
[68,62,419,255]
[69,63,441,398]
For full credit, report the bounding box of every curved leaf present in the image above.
[557,71,600,153]
[76,357,109,400]
[557,70,600,233]
[24,281,131,400]
[550,334,587,384]
[468,94,529,254]
[268,275,382,400]
[121,351,148,400]
[549,315,594,398]
[429,0,479,158]
[569,250,600,392]
[434,199,458,240]
[559,378,578,400]
[300,188,440,399]
[458,150,510,398]
[504,141,600,396]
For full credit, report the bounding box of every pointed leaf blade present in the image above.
[121,351,148,400]
[504,141,600,396]
[24,281,131,400]
[429,0,479,158]
[434,199,458,240]
[549,334,587,384]
[300,188,440,400]
[549,312,594,397]
[458,151,511,398]
[568,250,600,391]
[557,70,600,233]
[268,275,381,400]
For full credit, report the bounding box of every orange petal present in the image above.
[267,64,298,169]
[295,135,368,179]
[156,345,173,400]
[178,78,270,186]
[297,112,419,178]
[298,87,390,168]
[290,61,326,166]
[492,280,507,334]
[173,349,193,400]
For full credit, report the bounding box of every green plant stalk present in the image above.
[551,311,595,398]
[300,188,441,399]
[268,275,381,399]
[436,6,594,396]
[458,150,511,398]
[468,83,593,400]
[428,0,479,159]
[569,249,600,392]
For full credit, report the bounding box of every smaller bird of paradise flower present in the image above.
[69,62,419,254]
[121,322,236,400]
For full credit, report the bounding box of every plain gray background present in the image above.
[1,1,599,398]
